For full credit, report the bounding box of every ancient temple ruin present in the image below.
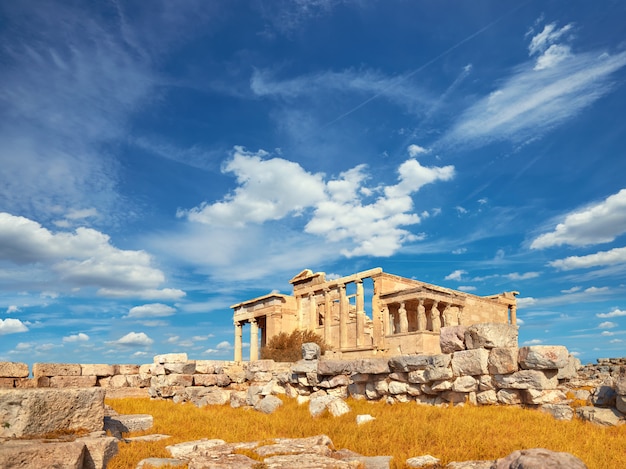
[231,268,518,361]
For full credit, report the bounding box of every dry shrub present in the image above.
[260,330,326,362]
[106,396,626,469]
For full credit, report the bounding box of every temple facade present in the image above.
[231,268,518,361]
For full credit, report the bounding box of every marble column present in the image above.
[309,293,317,331]
[383,305,390,336]
[399,301,408,333]
[339,284,348,349]
[323,288,331,343]
[417,299,426,331]
[355,280,364,347]
[457,305,464,325]
[509,305,517,325]
[250,318,259,361]
[234,321,243,362]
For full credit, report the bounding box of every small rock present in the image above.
[406,454,441,468]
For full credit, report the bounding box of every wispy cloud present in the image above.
[597,308,626,319]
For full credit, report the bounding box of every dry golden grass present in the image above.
[106,397,626,469]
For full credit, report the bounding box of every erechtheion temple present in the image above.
[231,268,518,361]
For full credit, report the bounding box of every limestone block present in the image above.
[487,347,518,375]
[478,375,495,391]
[494,448,587,469]
[32,363,81,378]
[351,373,370,383]
[476,390,498,405]
[126,374,150,388]
[428,354,452,368]
[166,438,227,459]
[591,384,617,407]
[441,390,468,405]
[246,359,277,373]
[318,374,350,388]
[424,366,453,382]
[576,406,624,426]
[615,367,626,394]
[14,378,36,388]
[451,348,489,376]
[0,377,15,387]
[0,361,29,378]
[249,371,273,383]
[616,395,626,414]
[138,363,152,379]
[0,388,105,438]
[374,379,389,395]
[388,372,408,383]
[354,358,390,374]
[465,324,518,350]
[104,414,153,438]
[254,395,283,414]
[159,385,184,398]
[154,353,188,364]
[388,354,431,372]
[388,381,409,394]
[540,404,574,421]
[406,455,440,468]
[115,364,138,374]
[302,342,321,360]
[518,345,569,370]
[317,359,354,375]
[81,364,115,377]
[557,355,582,380]
[496,389,523,405]
[164,362,196,375]
[49,375,98,388]
[36,376,50,387]
[263,454,357,468]
[108,375,129,388]
[523,389,567,405]
[440,325,467,353]
[0,439,86,468]
[230,390,248,408]
[365,382,379,400]
[150,364,166,376]
[165,374,193,387]
[494,370,558,390]
[139,458,187,468]
[193,373,230,387]
[291,359,318,374]
[452,376,478,392]
[200,389,231,406]
[408,370,428,384]
[431,380,452,392]
[348,382,366,399]
[407,383,422,396]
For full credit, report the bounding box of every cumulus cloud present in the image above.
[549,247,626,271]
[531,189,626,249]
[597,308,626,318]
[63,332,89,343]
[445,270,466,281]
[0,212,184,299]
[126,303,176,319]
[216,341,231,350]
[180,147,454,258]
[598,321,617,329]
[0,318,29,335]
[109,331,153,347]
[523,339,543,345]
[7,305,19,314]
[407,144,430,157]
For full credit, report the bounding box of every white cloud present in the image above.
[63,332,89,343]
[216,340,231,350]
[534,44,572,70]
[109,331,153,347]
[166,336,180,344]
[531,189,626,249]
[528,23,574,57]
[505,272,540,281]
[523,339,543,345]
[561,286,582,294]
[598,321,617,329]
[516,297,537,308]
[180,147,454,258]
[452,248,467,255]
[601,331,614,336]
[0,212,184,299]
[407,144,430,157]
[597,308,626,318]
[7,305,19,314]
[126,303,176,319]
[445,270,466,281]
[458,285,476,292]
[0,318,29,335]
[610,339,623,343]
[516,318,524,325]
[549,247,626,271]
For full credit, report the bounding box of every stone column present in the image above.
[399,301,408,333]
[371,279,383,347]
[355,280,364,347]
[309,293,317,331]
[417,299,426,331]
[339,284,348,349]
[430,301,440,333]
[234,321,243,362]
[250,318,259,361]
[509,304,517,325]
[457,306,464,325]
[383,305,390,336]
[323,288,331,344]
[441,303,450,327]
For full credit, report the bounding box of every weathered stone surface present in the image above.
[317,359,354,375]
[193,373,230,387]
[194,360,218,374]
[247,359,277,373]
[138,457,187,468]
[78,434,119,469]
[575,406,624,426]
[309,395,350,417]
[354,358,391,374]
[49,375,98,388]
[318,374,350,388]
[452,376,478,393]
[522,389,567,405]
[356,414,376,425]
[616,395,626,414]
[263,454,359,468]
[440,325,467,353]
[451,349,489,376]
[556,355,582,380]
[388,355,431,372]
[424,366,453,382]
[164,362,196,375]
[188,453,258,468]
[408,370,428,384]
[518,346,569,370]
[165,374,193,387]
[590,385,616,407]
[497,389,523,405]
[388,380,409,394]
[118,364,140,374]
[494,370,558,390]
[81,364,115,377]
[493,448,587,469]
[104,413,153,438]
[291,359,319,374]
[255,435,333,458]
[0,439,86,469]
[406,454,440,467]
[442,390,470,405]
[0,388,105,438]
[198,390,231,406]
[32,363,81,378]
[616,367,626,394]
[488,348,518,375]
[540,404,574,421]
[465,324,518,350]
[446,461,494,469]
[254,395,283,414]
[302,342,321,360]
[0,377,15,388]
[478,375,495,391]
[0,362,29,378]
[166,438,227,458]
[476,390,498,405]
[154,353,188,364]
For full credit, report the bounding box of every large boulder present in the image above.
[451,349,489,376]
[465,324,518,350]
[518,346,569,370]
[440,326,467,353]
[494,448,587,468]
[494,370,558,390]
[0,388,105,438]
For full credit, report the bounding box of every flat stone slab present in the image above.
[0,439,86,468]
[137,457,187,468]
[104,414,153,438]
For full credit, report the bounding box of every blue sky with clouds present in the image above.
[1,1,625,366]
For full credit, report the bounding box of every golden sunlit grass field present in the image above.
[106,396,626,469]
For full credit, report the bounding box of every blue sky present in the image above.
[1,1,625,367]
